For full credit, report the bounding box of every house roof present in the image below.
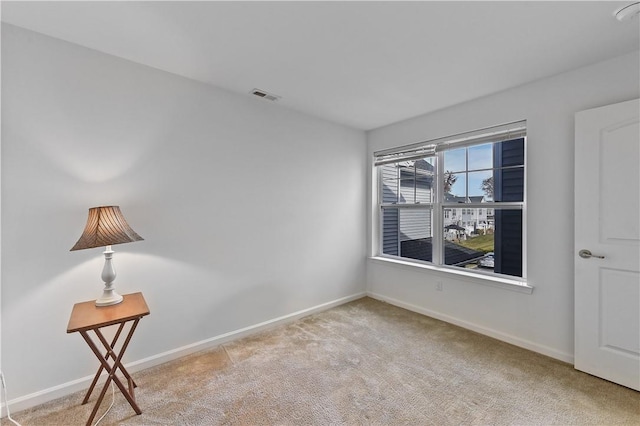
[444,194,485,204]
[414,159,434,172]
[400,238,485,266]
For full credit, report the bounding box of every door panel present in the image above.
[599,269,639,355]
[600,120,640,243]
[574,98,640,391]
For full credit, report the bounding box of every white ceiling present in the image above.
[2,1,639,130]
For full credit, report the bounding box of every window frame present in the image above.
[374,121,529,289]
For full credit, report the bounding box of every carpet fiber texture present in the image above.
[11,297,640,425]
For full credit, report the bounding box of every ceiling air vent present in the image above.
[251,88,281,102]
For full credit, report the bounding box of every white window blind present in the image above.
[374,120,526,166]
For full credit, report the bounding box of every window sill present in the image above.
[369,256,533,294]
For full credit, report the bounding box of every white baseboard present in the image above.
[367,292,574,364]
[3,292,366,416]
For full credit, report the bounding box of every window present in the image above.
[375,121,526,279]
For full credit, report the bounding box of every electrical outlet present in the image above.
[436,281,443,291]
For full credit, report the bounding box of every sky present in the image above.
[445,143,493,199]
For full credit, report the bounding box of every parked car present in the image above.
[478,252,494,268]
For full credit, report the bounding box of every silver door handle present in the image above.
[578,249,605,259]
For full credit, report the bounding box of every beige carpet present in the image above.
[9,297,640,425]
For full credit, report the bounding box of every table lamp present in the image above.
[71,206,143,306]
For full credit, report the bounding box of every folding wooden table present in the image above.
[67,292,150,426]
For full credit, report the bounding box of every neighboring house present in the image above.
[381,159,434,256]
[492,138,525,277]
[443,194,493,238]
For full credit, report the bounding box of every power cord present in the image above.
[0,371,22,426]
[0,371,116,426]
[92,381,115,426]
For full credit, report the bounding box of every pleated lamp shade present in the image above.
[71,206,143,251]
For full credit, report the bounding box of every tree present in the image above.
[444,171,457,193]
[481,176,493,199]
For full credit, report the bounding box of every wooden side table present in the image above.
[67,292,150,426]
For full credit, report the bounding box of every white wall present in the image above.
[367,51,640,362]
[1,24,366,406]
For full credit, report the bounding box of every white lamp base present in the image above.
[96,289,124,306]
[95,246,124,307]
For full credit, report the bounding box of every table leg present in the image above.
[86,368,115,426]
[94,323,141,409]
[82,322,124,404]
[79,319,143,425]
[82,322,138,404]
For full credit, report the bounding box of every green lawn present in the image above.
[457,234,494,253]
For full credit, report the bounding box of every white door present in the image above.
[574,98,640,391]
